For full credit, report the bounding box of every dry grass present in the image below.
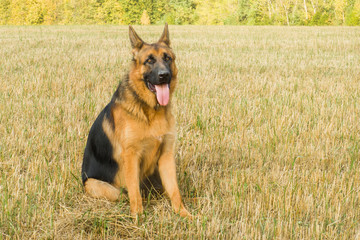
[1,25,360,239]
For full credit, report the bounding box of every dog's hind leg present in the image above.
[84,178,121,202]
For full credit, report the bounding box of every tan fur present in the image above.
[83,25,191,218]
[84,178,121,202]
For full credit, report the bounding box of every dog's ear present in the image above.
[158,23,170,47]
[129,25,144,51]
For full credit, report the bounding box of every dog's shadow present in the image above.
[140,169,165,200]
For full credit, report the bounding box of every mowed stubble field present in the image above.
[1,25,360,239]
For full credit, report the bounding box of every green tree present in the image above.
[150,0,167,23]
[104,0,123,23]
[162,0,196,24]
[42,0,57,24]
[234,0,251,24]
[334,0,346,24]
[346,0,360,25]
[0,0,10,24]
[8,0,28,24]
[1,0,359,25]
[26,0,44,24]
[246,0,271,25]
[195,0,238,25]
[58,0,75,24]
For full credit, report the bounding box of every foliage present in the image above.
[0,0,359,26]
[0,0,10,24]
[346,0,360,25]
[162,0,196,25]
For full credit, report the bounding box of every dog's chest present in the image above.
[154,135,164,141]
[140,134,164,177]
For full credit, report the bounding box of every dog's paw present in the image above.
[179,208,193,220]
[130,204,144,217]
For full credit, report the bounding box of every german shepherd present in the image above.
[81,24,191,218]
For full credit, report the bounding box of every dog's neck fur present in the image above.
[112,75,170,124]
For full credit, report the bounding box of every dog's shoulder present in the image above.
[82,102,118,183]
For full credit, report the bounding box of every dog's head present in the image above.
[129,24,177,107]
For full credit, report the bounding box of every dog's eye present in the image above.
[164,55,172,62]
[145,58,155,65]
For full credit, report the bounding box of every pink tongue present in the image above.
[155,84,170,106]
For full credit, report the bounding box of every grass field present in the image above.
[1,25,360,239]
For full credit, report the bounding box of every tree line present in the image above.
[0,0,359,25]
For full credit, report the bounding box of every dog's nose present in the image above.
[158,70,170,82]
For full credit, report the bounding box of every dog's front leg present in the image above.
[122,149,143,216]
[158,151,192,218]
